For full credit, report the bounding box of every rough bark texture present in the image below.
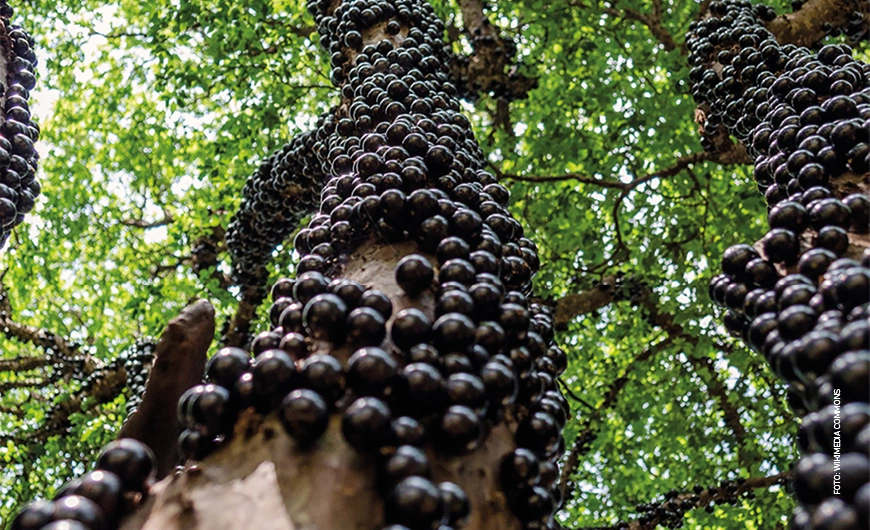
[119,300,216,478]
[766,0,870,47]
[120,240,521,530]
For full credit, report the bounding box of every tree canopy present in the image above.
[2,0,864,527]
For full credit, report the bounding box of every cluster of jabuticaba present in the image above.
[0,0,39,250]
[688,1,870,529]
[11,0,568,529]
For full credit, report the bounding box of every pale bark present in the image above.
[120,241,521,530]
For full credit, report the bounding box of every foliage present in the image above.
[1,0,861,527]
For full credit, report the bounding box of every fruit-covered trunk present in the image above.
[688,1,870,528]
[111,0,567,529]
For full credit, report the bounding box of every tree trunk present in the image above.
[116,0,563,529]
[121,241,522,530]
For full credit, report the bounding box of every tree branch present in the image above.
[191,225,232,290]
[0,364,127,445]
[0,354,50,372]
[0,404,26,418]
[560,286,756,502]
[119,300,216,478]
[121,212,174,229]
[0,279,83,360]
[0,378,48,392]
[766,0,870,47]
[559,331,677,500]
[601,2,680,53]
[575,471,790,530]
[0,312,82,359]
[498,172,629,190]
[554,276,619,329]
[684,355,748,449]
[637,291,753,465]
[220,284,267,349]
[452,0,538,109]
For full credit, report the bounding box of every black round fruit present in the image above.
[384,445,431,483]
[385,476,444,528]
[251,349,297,412]
[436,405,482,453]
[206,347,251,389]
[10,500,54,530]
[438,481,471,525]
[347,346,399,396]
[395,254,435,295]
[390,308,433,351]
[50,495,107,530]
[303,293,348,342]
[95,439,156,493]
[278,389,330,447]
[342,396,393,451]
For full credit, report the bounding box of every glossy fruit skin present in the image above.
[11,500,54,530]
[251,349,298,412]
[385,476,444,528]
[342,396,393,452]
[206,347,252,389]
[384,445,431,483]
[500,448,540,490]
[445,372,487,413]
[395,254,435,295]
[516,412,561,457]
[794,453,834,505]
[435,405,482,453]
[188,384,233,437]
[432,312,476,352]
[50,495,107,530]
[58,471,124,523]
[95,439,156,493]
[399,362,447,416]
[279,389,330,447]
[346,306,387,347]
[480,361,518,408]
[347,347,399,396]
[390,308,433,351]
[39,522,91,530]
[510,485,554,523]
[300,354,346,407]
[438,481,471,525]
[279,332,309,361]
[178,427,217,461]
[303,293,348,342]
[359,289,393,318]
[810,497,860,530]
[722,244,759,279]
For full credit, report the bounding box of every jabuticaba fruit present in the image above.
[0,0,40,250]
[690,1,870,527]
